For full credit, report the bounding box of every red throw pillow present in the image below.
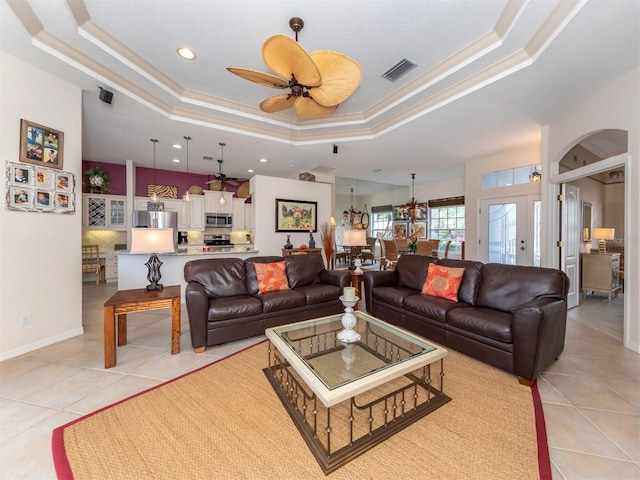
[254,261,290,294]
[421,263,465,302]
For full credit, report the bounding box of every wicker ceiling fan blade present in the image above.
[293,96,338,118]
[260,93,296,113]
[226,68,289,89]
[309,51,363,107]
[262,35,321,87]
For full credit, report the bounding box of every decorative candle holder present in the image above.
[354,258,363,274]
[338,295,361,343]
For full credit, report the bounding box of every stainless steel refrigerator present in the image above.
[132,211,178,246]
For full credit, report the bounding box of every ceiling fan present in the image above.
[205,143,241,185]
[227,17,362,118]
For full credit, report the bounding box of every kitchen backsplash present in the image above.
[82,231,127,253]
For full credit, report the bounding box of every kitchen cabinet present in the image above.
[135,196,205,231]
[204,191,233,214]
[582,253,621,301]
[232,198,247,230]
[244,203,253,230]
[103,253,118,282]
[188,195,205,230]
[83,194,127,230]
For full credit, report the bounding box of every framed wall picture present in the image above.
[393,222,408,238]
[10,164,33,186]
[5,161,75,214]
[19,119,64,170]
[411,222,427,238]
[276,198,318,232]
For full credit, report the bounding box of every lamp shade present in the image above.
[593,228,615,241]
[343,229,366,247]
[130,228,175,254]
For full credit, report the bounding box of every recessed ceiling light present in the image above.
[172,144,182,149]
[260,158,267,163]
[177,47,196,60]
[172,158,180,163]
[248,169,254,173]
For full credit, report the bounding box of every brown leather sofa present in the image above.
[363,255,569,384]
[184,255,351,351]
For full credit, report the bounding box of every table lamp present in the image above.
[593,227,615,254]
[343,229,366,270]
[130,228,175,291]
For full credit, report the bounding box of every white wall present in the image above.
[251,176,334,258]
[543,66,639,352]
[0,52,83,360]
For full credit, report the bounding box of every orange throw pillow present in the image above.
[421,264,465,302]
[254,261,290,294]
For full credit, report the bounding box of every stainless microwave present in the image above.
[206,213,232,227]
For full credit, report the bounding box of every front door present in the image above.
[479,195,541,266]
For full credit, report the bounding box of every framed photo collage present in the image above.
[6,161,75,214]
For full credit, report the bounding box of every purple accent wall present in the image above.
[82,160,248,198]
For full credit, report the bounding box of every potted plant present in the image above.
[84,166,110,193]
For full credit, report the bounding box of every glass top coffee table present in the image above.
[264,311,450,474]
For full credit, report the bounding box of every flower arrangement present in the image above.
[408,234,418,252]
[84,166,110,193]
[319,222,334,269]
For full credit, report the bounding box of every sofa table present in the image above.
[103,285,181,368]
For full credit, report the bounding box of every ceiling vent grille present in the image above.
[381,58,417,82]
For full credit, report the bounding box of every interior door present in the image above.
[560,183,580,309]
[479,195,540,266]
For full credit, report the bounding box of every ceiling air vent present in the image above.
[381,58,417,82]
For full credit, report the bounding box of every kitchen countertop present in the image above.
[117,247,259,256]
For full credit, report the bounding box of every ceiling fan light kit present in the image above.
[227,17,362,118]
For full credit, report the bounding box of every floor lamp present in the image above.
[130,228,175,291]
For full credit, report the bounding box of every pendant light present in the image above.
[218,142,227,206]
[150,138,159,203]
[402,173,419,223]
[183,135,191,201]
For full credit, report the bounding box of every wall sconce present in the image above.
[593,228,615,254]
[530,166,542,183]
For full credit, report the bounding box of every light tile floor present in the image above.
[0,284,637,479]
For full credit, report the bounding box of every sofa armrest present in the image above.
[319,269,351,288]
[363,270,399,313]
[512,298,567,382]
[185,282,210,350]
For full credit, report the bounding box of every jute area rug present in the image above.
[53,341,550,479]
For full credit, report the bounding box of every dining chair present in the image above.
[361,237,376,265]
[381,239,399,270]
[444,240,452,258]
[416,239,439,257]
[394,236,408,254]
[461,241,466,260]
[82,245,105,284]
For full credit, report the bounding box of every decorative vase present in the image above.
[337,295,361,343]
[284,234,293,249]
[309,232,315,248]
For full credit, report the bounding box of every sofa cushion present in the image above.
[404,294,466,323]
[285,254,325,288]
[184,258,247,298]
[447,306,513,343]
[295,284,343,305]
[256,289,306,313]
[207,295,263,321]
[395,255,437,291]
[475,263,569,312]
[372,285,417,308]
[246,256,286,295]
[254,261,290,294]
[421,263,465,301]
[436,259,484,305]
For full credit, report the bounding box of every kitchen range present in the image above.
[204,234,234,251]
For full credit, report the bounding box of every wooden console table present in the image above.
[103,285,181,368]
[282,248,322,256]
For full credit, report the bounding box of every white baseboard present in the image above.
[0,327,85,362]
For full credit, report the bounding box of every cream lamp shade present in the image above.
[342,229,366,247]
[130,228,176,254]
[130,228,175,291]
[593,227,615,254]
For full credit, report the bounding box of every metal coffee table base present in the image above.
[264,344,451,474]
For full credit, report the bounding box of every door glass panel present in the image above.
[488,203,516,264]
[533,200,541,267]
